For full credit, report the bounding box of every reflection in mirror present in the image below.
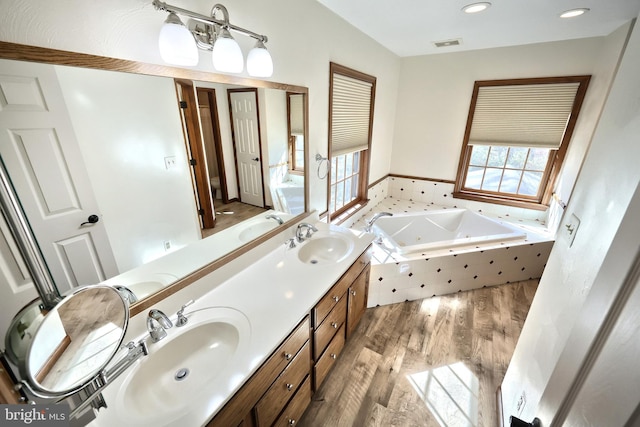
[0,42,308,320]
[21,285,128,395]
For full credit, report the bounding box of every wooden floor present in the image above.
[202,200,267,238]
[299,279,538,427]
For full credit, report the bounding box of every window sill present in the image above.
[331,199,370,225]
[453,191,549,211]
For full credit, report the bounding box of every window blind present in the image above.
[469,82,580,148]
[331,73,373,156]
[289,94,304,135]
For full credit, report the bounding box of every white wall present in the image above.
[392,33,627,212]
[501,18,640,424]
[56,66,201,272]
[0,0,401,214]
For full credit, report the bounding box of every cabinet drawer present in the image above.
[314,323,346,389]
[313,295,346,360]
[313,251,371,326]
[255,343,311,427]
[208,317,310,427]
[273,376,312,427]
[258,316,309,394]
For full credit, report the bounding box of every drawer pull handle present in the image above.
[332,296,340,302]
[330,353,337,359]
[288,420,296,426]
[284,352,293,361]
[331,322,338,329]
[286,383,294,391]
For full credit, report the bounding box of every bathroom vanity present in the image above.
[208,249,371,427]
[78,219,375,427]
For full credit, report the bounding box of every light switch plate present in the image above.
[565,213,581,247]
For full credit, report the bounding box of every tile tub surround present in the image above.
[89,220,375,427]
[348,195,553,307]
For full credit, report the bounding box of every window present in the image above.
[287,92,305,174]
[328,63,376,219]
[454,76,590,209]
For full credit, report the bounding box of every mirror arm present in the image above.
[18,339,149,419]
[0,157,61,309]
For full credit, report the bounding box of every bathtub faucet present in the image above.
[365,212,393,233]
[296,222,318,242]
[266,214,284,225]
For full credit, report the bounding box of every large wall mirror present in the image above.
[0,41,309,326]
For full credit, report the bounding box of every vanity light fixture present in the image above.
[560,8,590,18]
[462,2,491,14]
[152,0,273,77]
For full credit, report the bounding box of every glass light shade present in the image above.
[247,41,273,77]
[462,2,491,13]
[158,13,198,66]
[212,29,244,73]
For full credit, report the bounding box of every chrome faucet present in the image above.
[114,285,138,304]
[365,212,393,232]
[266,214,284,225]
[296,222,318,242]
[147,309,173,342]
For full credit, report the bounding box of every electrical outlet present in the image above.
[163,240,171,251]
[516,391,526,416]
[164,156,177,169]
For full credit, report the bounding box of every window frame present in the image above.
[327,62,376,220]
[454,76,591,210]
[286,92,305,175]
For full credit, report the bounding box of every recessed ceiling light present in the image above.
[560,8,590,18]
[462,2,492,14]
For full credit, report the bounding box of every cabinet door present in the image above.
[347,265,369,339]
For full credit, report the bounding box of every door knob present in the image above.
[80,214,100,226]
[252,157,259,161]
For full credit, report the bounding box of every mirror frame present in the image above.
[22,284,129,396]
[0,41,310,317]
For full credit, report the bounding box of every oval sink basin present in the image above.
[117,307,250,424]
[238,221,278,243]
[297,235,354,265]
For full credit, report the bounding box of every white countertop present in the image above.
[90,220,374,427]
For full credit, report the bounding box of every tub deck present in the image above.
[349,197,554,307]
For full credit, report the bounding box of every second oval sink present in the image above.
[297,234,354,265]
[116,307,251,424]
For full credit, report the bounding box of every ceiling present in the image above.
[316,0,640,57]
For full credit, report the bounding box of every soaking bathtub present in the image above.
[372,208,527,254]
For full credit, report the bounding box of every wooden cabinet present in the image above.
[346,265,370,339]
[311,250,371,391]
[207,317,311,427]
[207,246,371,426]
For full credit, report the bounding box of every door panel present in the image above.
[175,80,215,229]
[0,59,118,294]
[229,90,264,207]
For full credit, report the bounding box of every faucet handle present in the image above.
[176,300,195,327]
[177,299,194,315]
[285,238,297,249]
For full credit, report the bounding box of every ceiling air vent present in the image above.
[434,38,462,48]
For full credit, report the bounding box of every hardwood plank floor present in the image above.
[300,279,538,427]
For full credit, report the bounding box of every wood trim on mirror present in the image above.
[0,41,310,317]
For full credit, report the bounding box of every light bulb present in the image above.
[247,40,273,77]
[212,28,244,73]
[158,12,198,66]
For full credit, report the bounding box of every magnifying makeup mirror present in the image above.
[19,285,129,396]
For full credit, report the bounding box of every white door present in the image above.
[0,59,118,295]
[229,90,264,207]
